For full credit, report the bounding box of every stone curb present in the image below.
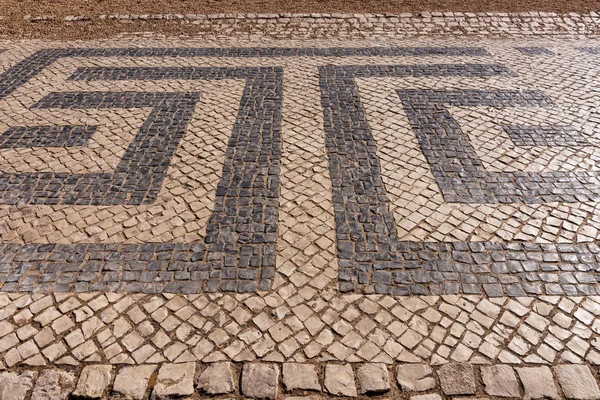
[2,362,600,399]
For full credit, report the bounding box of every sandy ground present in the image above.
[0,0,598,40]
[2,0,599,16]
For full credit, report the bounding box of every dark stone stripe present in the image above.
[203,66,283,293]
[320,64,514,294]
[0,49,67,102]
[68,64,510,81]
[502,125,589,147]
[580,48,600,54]
[515,47,555,56]
[0,241,598,296]
[0,125,97,148]
[65,46,491,58]
[68,66,275,80]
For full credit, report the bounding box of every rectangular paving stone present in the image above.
[198,362,235,394]
[282,363,321,391]
[113,365,156,400]
[324,364,357,397]
[397,364,436,392]
[517,366,560,400]
[153,362,196,398]
[437,363,476,396]
[242,363,279,399]
[554,365,600,400]
[481,365,520,397]
[357,363,390,394]
[73,365,113,399]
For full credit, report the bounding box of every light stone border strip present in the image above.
[10,12,600,37]
[3,362,600,399]
[2,292,600,367]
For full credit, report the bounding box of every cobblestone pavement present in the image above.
[1,12,600,40]
[2,33,600,399]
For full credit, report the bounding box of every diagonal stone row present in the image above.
[2,361,600,400]
[0,291,600,367]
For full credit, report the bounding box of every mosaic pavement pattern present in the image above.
[0,41,600,296]
[0,36,599,398]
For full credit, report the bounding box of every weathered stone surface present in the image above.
[282,363,321,391]
[482,365,519,397]
[241,363,279,399]
[357,363,389,394]
[113,365,157,400]
[153,362,195,398]
[31,370,76,400]
[397,364,435,392]
[453,398,489,400]
[0,371,38,400]
[410,394,443,400]
[324,364,357,397]
[285,397,321,400]
[73,365,113,399]
[555,365,600,400]
[517,366,560,400]
[198,362,235,394]
[438,363,476,395]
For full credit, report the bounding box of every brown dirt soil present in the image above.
[0,0,598,40]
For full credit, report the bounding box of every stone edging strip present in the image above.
[7,361,600,399]
[0,12,597,37]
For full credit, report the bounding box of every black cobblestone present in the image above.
[0,125,98,148]
[580,48,600,54]
[0,241,598,296]
[515,47,555,55]
[502,125,589,147]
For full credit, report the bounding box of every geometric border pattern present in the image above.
[1,47,600,296]
[0,47,494,295]
[319,64,600,296]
